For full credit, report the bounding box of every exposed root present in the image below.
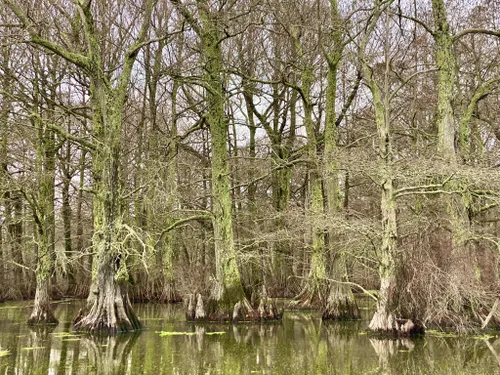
[74,283,141,334]
[186,289,282,323]
[288,283,323,310]
[369,310,423,336]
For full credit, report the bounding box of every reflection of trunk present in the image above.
[26,326,54,375]
[85,333,139,375]
[370,338,414,373]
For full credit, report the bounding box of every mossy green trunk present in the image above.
[198,6,247,313]
[432,0,476,282]
[432,0,456,162]
[74,81,140,332]
[360,3,401,331]
[73,0,154,332]
[28,78,57,325]
[300,66,327,304]
[367,81,399,332]
[322,0,359,319]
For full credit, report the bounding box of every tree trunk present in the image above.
[321,0,359,320]
[61,132,74,290]
[357,1,422,335]
[74,89,141,332]
[28,277,57,324]
[172,1,266,320]
[432,0,456,162]
[72,0,154,332]
[74,253,140,332]
[294,65,327,308]
[204,20,248,318]
[28,69,58,324]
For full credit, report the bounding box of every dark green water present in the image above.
[0,301,499,374]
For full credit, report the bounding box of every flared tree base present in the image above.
[74,284,141,334]
[322,296,360,320]
[186,293,283,323]
[322,281,360,320]
[288,283,323,310]
[28,281,58,325]
[369,310,423,336]
[27,306,58,325]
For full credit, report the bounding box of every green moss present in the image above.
[157,331,225,337]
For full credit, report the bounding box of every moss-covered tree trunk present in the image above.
[295,65,327,307]
[6,0,156,332]
[28,67,58,325]
[322,0,359,320]
[74,85,141,332]
[201,9,249,318]
[173,0,280,321]
[432,0,456,162]
[161,78,179,302]
[71,0,155,333]
[366,78,400,333]
[60,135,74,289]
[361,1,418,334]
[431,0,487,319]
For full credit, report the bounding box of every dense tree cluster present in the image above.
[0,0,499,334]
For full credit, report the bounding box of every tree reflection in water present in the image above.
[2,303,500,374]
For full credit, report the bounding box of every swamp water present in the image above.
[0,300,499,374]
